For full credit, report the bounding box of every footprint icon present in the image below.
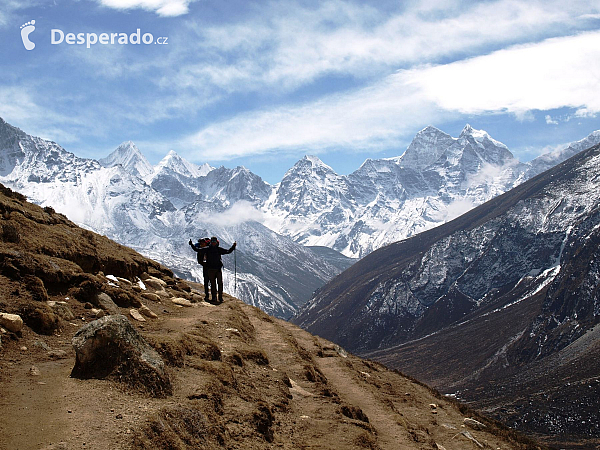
[21,20,36,51]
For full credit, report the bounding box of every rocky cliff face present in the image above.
[293,143,600,447]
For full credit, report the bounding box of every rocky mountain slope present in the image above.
[1,115,597,318]
[293,143,600,448]
[0,118,348,319]
[0,182,538,449]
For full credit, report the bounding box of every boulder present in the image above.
[71,315,171,397]
[0,313,23,333]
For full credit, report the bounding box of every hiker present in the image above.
[189,237,211,300]
[199,236,236,304]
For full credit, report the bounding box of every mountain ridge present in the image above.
[292,142,600,448]
[0,181,539,449]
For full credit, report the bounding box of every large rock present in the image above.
[0,313,23,333]
[71,315,171,397]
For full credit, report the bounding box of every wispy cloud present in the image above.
[163,0,600,97]
[204,200,267,226]
[178,30,600,159]
[405,30,600,116]
[96,0,196,16]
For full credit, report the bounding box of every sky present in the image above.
[1,0,600,184]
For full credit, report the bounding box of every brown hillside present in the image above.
[0,183,541,449]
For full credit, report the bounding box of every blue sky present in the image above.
[2,0,600,183]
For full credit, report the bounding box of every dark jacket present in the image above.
[200,243,236,270]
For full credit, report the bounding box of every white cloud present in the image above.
[179,72,445,159]
[404,30,600,116]
[164,0,600,96]
[545,115,558,125]
[204,201,267,226]
[178,30,600,160]
[96,0,195,16]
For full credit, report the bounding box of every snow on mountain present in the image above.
[0,119,344,319]
[99,141,154,179]
[2,115,599,315]
[293,142,600,444]
[525,130,600,178]
[152,150,213,180]
[265,125,529,257]
[199,166,272,207]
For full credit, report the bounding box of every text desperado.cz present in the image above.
[51,29,168,48]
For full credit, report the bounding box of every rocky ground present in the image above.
[0,290,543,450]
[0,183,542,449]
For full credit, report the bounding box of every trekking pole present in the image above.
[234,246,237,296]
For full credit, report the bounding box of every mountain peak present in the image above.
[100,141,153,179]
[461,123,474,135]
[154,151,212,178]
[459,124,509,150]
[303,154,326,165]
[396,126,455,170]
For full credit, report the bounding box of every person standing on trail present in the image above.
[189,238,211,300]
[199,236,236,304]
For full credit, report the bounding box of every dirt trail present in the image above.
[1,295,537,450]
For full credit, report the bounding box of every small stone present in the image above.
[116,413,123,419]
[84,303,93,309]
[138,305,158,319]
[464,417,487,431]
[144,277,167,290]
[29,366,41,376]
[21,346,28,351]
[0,312,24,333]
[129,309,146,322]
[171,298,192,307]
[34,340,50,350]
[48,350,68,359]
[94,293,120,315]
[429,403,438,409]
[141,292,161,302]
[91,308,105,319]
[116,277,132,286]
[156,289,171,299]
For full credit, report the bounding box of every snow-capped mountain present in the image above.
[99,141,154,179]
[293,142,600,443]
[0,118,346,318]
[153,150,213,180]
[2,115,598,317]
[266,124,530,257]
